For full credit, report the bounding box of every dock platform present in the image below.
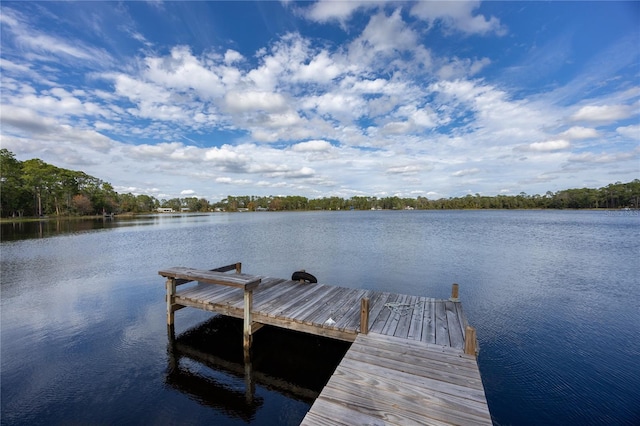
[159,263,491,425]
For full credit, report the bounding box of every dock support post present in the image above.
[464,325,477,356]
[235,262,242,274]
[360,297,370,334]
[166,278,176,325]
[243,289,253,361]
[450,283,459,302]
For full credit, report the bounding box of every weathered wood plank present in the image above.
[343,346,485,392]
[346,338,483,381]
[301,287,353,326]
[159,267,261,290]
[267,283,326,319]
[285,285,343,321]
[252,279,297,310]
[446,300,465,349]
[257,284,310,317]
[322,360,491,424]
[368,293,399,334]
[407,295,426,341]
[302,398,386,426]
[332,289,370,331]
[435,300,449,346]
[381,293,411,336]
[394,294,420,339]
[362,291,391,333]
[421,297,436,344]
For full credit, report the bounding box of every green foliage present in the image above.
[211,181,640,211]
[0,150,160,217]
[1,149,638,217]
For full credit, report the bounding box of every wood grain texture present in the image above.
[303,332,491,426]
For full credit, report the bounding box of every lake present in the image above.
[1,210,639,425]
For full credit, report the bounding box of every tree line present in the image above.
[1,149,638,218]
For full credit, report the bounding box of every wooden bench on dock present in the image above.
[160,263,262,355]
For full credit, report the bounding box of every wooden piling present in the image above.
[360,297,370,334]
[243,288,253,358]
[450,283,459,302]
[166,278,176,325]
[464,325,477,356]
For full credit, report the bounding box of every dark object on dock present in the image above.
[292,270,317,283]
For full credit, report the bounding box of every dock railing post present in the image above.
[450,283,459,302]
[464,325,478,356]
[243,288,253,361]
[360,297,370,334]
[235,262,242,274]
[166,277,176,325]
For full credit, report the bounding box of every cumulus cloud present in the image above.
[616,124,640,139]
[180,189,196,195]
[303,0,378,25]
[292,140,333,152]
[558,126,599,140]
[570,104,634,124]
[225,91,288,113]
[516,140,571,152]
[411,1,506,36]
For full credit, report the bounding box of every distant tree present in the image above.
[0,149,27,217]
[72,194,93,215]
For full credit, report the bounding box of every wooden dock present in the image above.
[159,263,491,425]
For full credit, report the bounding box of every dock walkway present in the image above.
[159,264,491,425]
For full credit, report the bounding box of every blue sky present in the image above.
[1,1,638,201]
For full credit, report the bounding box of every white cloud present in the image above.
[567,148,639,164]
[411,1,506,36]
[292,50,342,83]
[452,168,481,177]
[180,189,195,195]
[616,124,640,140]
[225,91,288,113]
[1,8,112,67]
[517,140,571,152]
[143,46,225,99]
[558,126,599,140]
[224,49,243,65]
[303,0,378,25]
[292,140,333,152]
[386,165,422,175]
[570,104,634,124]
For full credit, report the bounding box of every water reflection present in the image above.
[0,214,219,241]
[165,316,350,422]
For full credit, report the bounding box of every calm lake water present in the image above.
[1,210,639,425]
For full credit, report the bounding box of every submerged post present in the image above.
[360,297,370,334]
[464,325,477,356]
[166,277,176,325]
[450,283,459,302]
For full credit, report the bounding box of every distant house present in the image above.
[181,208,190,212]
[157,208,174,213]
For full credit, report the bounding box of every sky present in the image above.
[1,1,638,201]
